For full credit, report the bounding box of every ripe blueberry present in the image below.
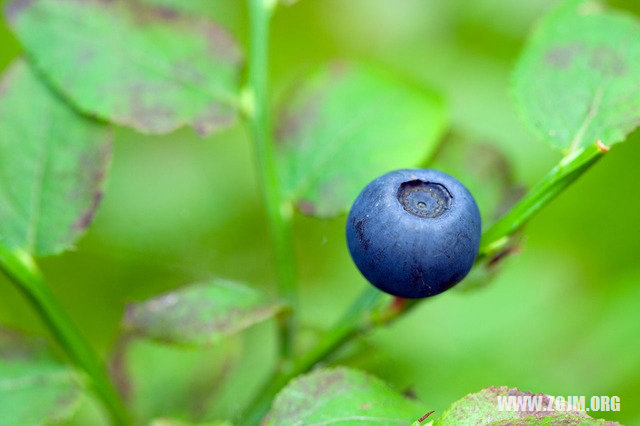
[346,169,481,298]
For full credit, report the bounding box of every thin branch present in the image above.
[246,0,298,358]
[0,245,129,425]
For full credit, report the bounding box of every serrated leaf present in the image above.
[0,60,112,256]
[434,386,618,425]
[124,280,285,346]
[0,328,82,426]
[266,367,426,425]
[431,136,524,225]
[5,0,243,136]
[513,0,640,152]
[276,62,447,218]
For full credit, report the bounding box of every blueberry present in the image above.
[346,169,481,298]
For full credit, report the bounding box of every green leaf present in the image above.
[513,0,640,152]
[5,0,243,136]
[266,367,426,425]
[0,60,112,256]
[430,135,524,225]
[124,279,286,346]
[138,0,216,17]
[150,419,231,426]
[0,328,81,426]
[276,62,447,218]
[434,386,618,425]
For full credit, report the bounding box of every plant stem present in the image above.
[246,0,297,358]
[243,286,394,425]
[478,140,609,258]
[0,246,128,425]
[241,141,609,424]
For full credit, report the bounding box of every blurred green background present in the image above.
[1,0,639,424]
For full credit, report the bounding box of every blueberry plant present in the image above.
[0,0,638,424]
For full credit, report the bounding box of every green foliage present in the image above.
[0,60,111,256]
[124,279,285,346]
[431,136,523,225]
[4,0,243,135]
[0,328,82,426]
[275,62,447,217]
[0,0,638,424]
[513,0,640,152]
[150,419,231,426]
[434,386,618,425]
[266,367,425,425]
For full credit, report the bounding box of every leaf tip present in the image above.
[596,139,610,152]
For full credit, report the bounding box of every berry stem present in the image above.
[0,245,129,425]
[246,0,297,358]
[478,140,609,259]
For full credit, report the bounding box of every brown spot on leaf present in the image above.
[173,61,206,85]
[484,386,559,419]
[75,191,103,230]
[73,136,112,231]
[590,45,627,76]
[205,24,243,67]
[125,0,185,25]
[76,47,97,66]
[275,91,322,145]
[192,102,235,137]
[307,369,346,398]
[296,199,316,215]
[3,0,35,22]
[544,43,584,69]
[0,327,45,360]
[153,5,179,21]
[127,83,178,132]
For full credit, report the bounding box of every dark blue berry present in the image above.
[346,169,482,298]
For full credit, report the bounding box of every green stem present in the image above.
[243,286,390,426]
[479,141,609,258]
[0,246,128,425]
[246,0,297,358]
[241,141,609,424]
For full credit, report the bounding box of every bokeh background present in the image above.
[1,0,639,424]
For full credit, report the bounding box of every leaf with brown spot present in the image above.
[433,386,619,425]
[5,0,243,136]
[150,419,231,426]
[0,59,112,256]
[0,326,82,426]
[266,367,426,425]
[276,62,447,218]
[514,0,640,152]
[124,279,286,346]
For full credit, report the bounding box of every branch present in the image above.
[246,0,297,358]
[479,140,609,259]
[0,245,128,425]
